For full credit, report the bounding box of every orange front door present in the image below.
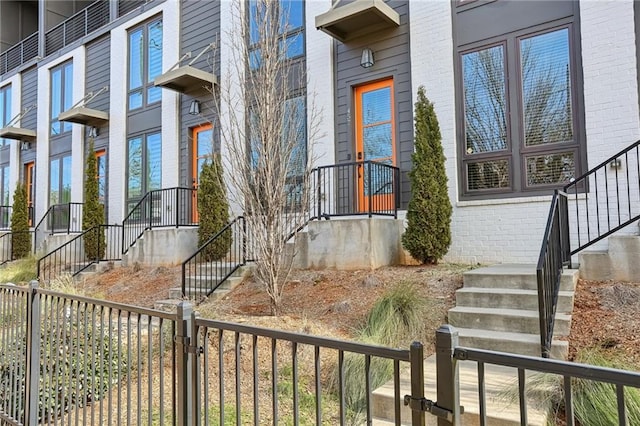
[192,123,214,222]
[354,79,396,212]
[24,162,35,226]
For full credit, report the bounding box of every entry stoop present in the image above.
[449,264,578,359]
[579,235,640,281]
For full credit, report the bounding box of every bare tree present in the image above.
[215,0,321,315]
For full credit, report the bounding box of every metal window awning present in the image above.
[154,65,217,95]
[58,107,109,127]
[315,0,400,42]
[0,127,36,142]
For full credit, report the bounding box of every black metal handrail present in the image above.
[37,224,123,283]
[0,231,35,265]
[33,202,84,252]
[564,139,640,255]
[122,187,197,255]
[312,160,400,219]
[181,216,246,300]
[0,205,12,230]
[535,190,569,358]
[537,139,640,357]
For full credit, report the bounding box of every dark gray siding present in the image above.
[20,66,37,164]
[334,0,413,208]
[85,35,110,151]
[179,0,220,187]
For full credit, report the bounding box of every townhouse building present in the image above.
[0,0,638,266]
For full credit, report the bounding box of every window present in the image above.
[51,62,73,135]
[0,85,11,147]
[459,25,580,197]
[49,155,72,204]
[128,18,163,110]
[127,132,161,210]
[248,0,304,69]
[95,150,106,205]
[0,165,9,205]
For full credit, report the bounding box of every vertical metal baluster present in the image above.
[219,329,225,425]
[564,375,574,426]
[625,152,631,219]
[518,368,527,426]
[272,338,279,426]
[235,332,241,426]
[339,350,345,425]
[292,342,299,426]
[478,362,487,426]
[365,354,372,425]
[315,346,322,426]
[617,384,627,426]
[393,360,400,426]
[605,172,611,233]
[253,335,259,425]
[615,158,621,226]
[594,172,600,238]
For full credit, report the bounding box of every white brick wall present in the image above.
[410,0,640,264]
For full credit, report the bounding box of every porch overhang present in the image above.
[154,66,217,95]
[0,126,36,142]
[315,0,400,42]
[58,107,109,127]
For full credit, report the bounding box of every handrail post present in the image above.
[242,216,247,264]
[367,161,373,218]
[409,341,425,426]
[176,302,194,426]
[316,168,322,219]
[394,167,399,219]
[24,280,41,426]
[436,325,460,426]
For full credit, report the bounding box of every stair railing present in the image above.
[0,231,34,265]
[37,224,123,283]
[537,139,640,357]
[33,202,84,252]
[181,216,246,300]
[122,187,197,255]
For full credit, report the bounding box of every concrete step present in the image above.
[153,299,182,313]
[169,276,242,299]
[463,264,578,292]
[455,288,574,313]
[448,306,571,336]
[456,328,568,359]
[372,354,549,425]
[580,235,640,281]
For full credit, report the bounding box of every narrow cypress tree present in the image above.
[11,182,31,258]
[198,155,232,261]
[402,86,452,264]
[83,138,105,260]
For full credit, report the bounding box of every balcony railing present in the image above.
[312,160,400,219]
[122,187,197,255]
[0,32,38,76]
[45,0,110,56]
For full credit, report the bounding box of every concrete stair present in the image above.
[449,264,578,359]
[154,263,250,312]
[579,235,640,281]
[372,264,576,424]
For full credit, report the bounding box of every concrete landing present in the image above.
[372,354,548,425]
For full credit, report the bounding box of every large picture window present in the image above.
[127,132,161,211]
[248,0,304,69]
[128,18,163,110]
[0,85,10,147]
[50,62,73,136]
[459,24,581,197]
[49,155,72,204]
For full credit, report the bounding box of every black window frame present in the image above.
[126,130,162,211]
[456,17,585,199]
[50,61,74,137]
[127,16,163,112]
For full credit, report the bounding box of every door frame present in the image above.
[353,78,396,212]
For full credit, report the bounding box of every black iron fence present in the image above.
[122,187,197,255]
[33,203,84,253]
[535,191,570,358]
[0,206,11,230]
[0,231,35,265]
[181,217,246,300]
[37,225,123,283]
[537,139,640,357]
[312,161,400,219]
